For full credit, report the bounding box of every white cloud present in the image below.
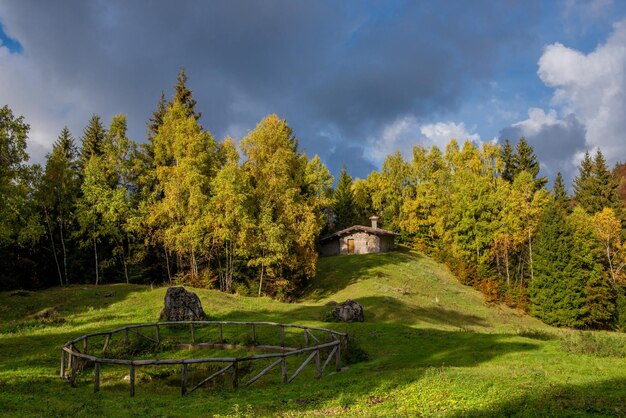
[366,116,480,165]
[537,18,626,162]
[512,108,567,136]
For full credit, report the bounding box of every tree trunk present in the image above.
[527,229,534,282]
[258,261,264,297]
[93,237,99,286]
[59,221,68,285]
[44,208,63,287]
[164,247,172,285]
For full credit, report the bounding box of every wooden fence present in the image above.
[60,321,347,396]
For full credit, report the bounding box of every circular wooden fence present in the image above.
[60,321,347,396]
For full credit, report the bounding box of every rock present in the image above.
[159,286,207,321]
[102,291,115,298]
[331,299,364,322]
[325,300,338,306]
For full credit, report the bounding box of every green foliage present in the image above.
[574,149,621,214]
[529,202,587,327]
[333,164,357,230]
[79,114,106,168]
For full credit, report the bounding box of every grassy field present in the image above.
[1,247,625,417]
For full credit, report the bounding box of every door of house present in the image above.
[347,239,355,254]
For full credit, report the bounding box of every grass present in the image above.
[0,247,625,416]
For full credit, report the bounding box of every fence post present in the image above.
[129,364,135,397]
[281,356,287,384]
[181,363,187,396]
[231,361,239,389]
[94,362,100,393]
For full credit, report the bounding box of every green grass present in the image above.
[1,247,625,417]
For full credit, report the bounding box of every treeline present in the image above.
[0,70,332,299]
[1,70,625,329]
[336,139,626,330]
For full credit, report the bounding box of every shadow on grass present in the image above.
[464,377,626,417]
[218,295,490,328]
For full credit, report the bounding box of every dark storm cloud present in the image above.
[0,0,540,177]
[499,114,587,187]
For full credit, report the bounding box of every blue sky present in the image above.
[1,0,626,186]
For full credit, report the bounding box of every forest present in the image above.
[1,70,625,330]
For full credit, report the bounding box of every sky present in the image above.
[2,0,626,186]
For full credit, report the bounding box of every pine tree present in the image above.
[333,165,357,230]
[512,137,547,189]
[573,150,594,211]
[80,115,106,168]
[574,149,621,214]
[529,202,587,327]
[147,91,168,143]
[553,171,569,210]
[173,68,200,121]
[501,139,515,182]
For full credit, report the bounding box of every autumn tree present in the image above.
[241,114,325,297]
[149,101,220,281]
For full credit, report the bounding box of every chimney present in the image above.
[370,215,380,229]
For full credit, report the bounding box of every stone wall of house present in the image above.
[339,232,381,255]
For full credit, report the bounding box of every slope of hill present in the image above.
[0,248,625,417]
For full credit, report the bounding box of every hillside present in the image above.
[0,248,625,416]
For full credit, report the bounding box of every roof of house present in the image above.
[319,225,399,242]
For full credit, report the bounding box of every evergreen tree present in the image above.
[147,91,168,143]
[333,165,357,230]
[553,171,569,210]
[529,202,587,327]
[80,115,106,168]
[173,68,200,121]
[573,150,594,211]
[501,139,515,182]
[512,137,547,189]
[574,149,621,214]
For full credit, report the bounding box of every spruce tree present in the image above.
[173,68,200,121]
[80,115,106,168]
[333,165,357,230]
[147,91,168,143]
[501,139,515,182]
[574,149,621,214]
[553,171,569,210]
[512,137,547,189]
[529,202,587,327]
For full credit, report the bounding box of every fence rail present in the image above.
[61,321,347,396]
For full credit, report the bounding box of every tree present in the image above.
[241,114,324,297]
[210,138,253,292]
[37,127,80,285]
[591,208,626,285]
[529,202,587,327]
[573,149,620,214]
[173,68,200,121]
[501,139,515,182]
[148,101,219,281]
[553,171,569,210]
[101,114,140,283]
[333,165,357,230]
[80,115,106,169]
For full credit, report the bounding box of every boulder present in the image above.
[332,299,364,322]
[159,287,207,321]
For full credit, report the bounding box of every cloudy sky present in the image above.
[2,0,626,185]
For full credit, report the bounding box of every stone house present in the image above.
[317,216,398,256]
